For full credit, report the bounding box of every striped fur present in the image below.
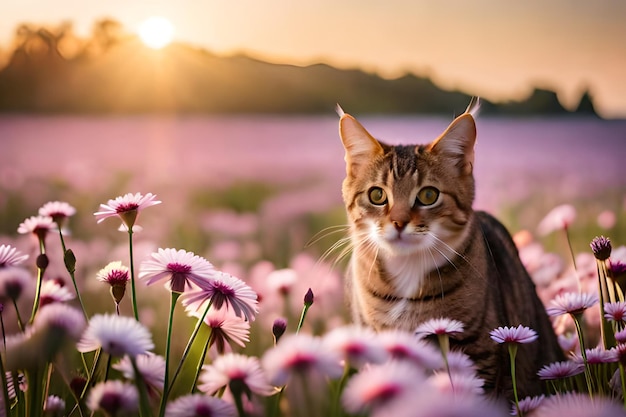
[338,102,563,399]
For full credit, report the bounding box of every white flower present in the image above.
[165,394,236,417]
[87,380,138,415]
[323,325,388,368]
[77,314,154,357]
[0,244,29,268]
[39,279,75,306]
[113,353,165,395]
[94,192,161,228]
[139,248,216,293]
[198,353,274,396]
[32,303,86,340]
[537,204,576,236]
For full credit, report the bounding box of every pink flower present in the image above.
[0,266,31,301]
[323,325,388,368]
[198,353,274,397]
[615,329,626,344]
[38,201,76,227]
[341,360,424,415]
[139,248,216,294]
[94,192,161,229]
[97,261,130,286]
[414,317,464,338]
[165,394,236,417]
[39,279,75,307]
[87,380,138,416]
[489,325,538,344]
[535,392,625,417]
[32,303,86,340]
[113,353,165,396]
[0,244,29,268]
[546,292,598,317]
[77,314,154,357]
[537,204,576,236]
[537,361,584,380]
[181,271,258,322]
[512,395,544,416]
[185,306,250,353]
[261,333,343,386]
[604,301,626,322]
[572,347,618,365]
[377,330,443,370]
[427,371,484,397]
[17,215,55,241]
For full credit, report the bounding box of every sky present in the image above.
[1,0,625,117]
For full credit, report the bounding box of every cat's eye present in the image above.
[368,187,388,205]
[416,186,439,206]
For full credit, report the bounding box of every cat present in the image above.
[337,98,564,400]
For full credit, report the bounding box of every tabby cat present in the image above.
[337,99,563,399]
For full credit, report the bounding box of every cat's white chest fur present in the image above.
[382,252,441,299]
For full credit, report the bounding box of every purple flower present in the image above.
[139,248,216,293]
[39,201,76,227]
[546,292,598,317]
[32,303,86,341]
[185,306,250,353]
[77,314,154,357]
[512,395,544,416]
[181,271,258,322]
[0,266,31,301]
[537,204,576,236]
[113,353,165,397]
[489,325,538,344]
[0,245,28,268]
[323,325,388,368]
[94,192,161,229]
[616,329,626,344]
[535,392,625,417]
[604,301,626,322]
[537,360,584,380]
[44,395,65,416]
[377,330,443,370]
[414,317,464,338]
[610,260,626,277]
[572,347,618,365]
[272,318,287,343]
[165,394,236,417]
[427,371,485,397]
[87,380,138,416]
[590,236,612,261]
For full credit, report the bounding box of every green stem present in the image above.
[572,315,594,397]
[166,299,213,398]
[29,258,46,324]
[128,230,139,321]
[158,291,181,417]
[619,363,626,409]
[26,368,42,417]
[233,390,246,417]
[80,348,102,400]
[191,329,213,393]
[132,357,153,417]
[58,229,89,321]
[508,344,521,417]
[296,304,311,334]
[331,362,350,417]
[11,298,24,332]
[597,260,617,348]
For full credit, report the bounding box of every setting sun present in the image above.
[138,16,174,49]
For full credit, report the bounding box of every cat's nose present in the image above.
[393,221,407,232]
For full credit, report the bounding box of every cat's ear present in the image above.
[428,113,476,175]
[339,113,384,176]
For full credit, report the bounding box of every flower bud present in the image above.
[590,236,612,261]
[304,288,314,307]
[37,254,49,270]
[272,317,287,343]
[64,249,76,274]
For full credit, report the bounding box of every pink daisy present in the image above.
[414,317,465,338]
[17,215,56,240]
[139,248,216,294]
[427,371,484,396]
[44,395,65,416]
[441,351,477,375]
[185,306,250,353]
[198,353,274,397]
[181,271,258,322]
[113,353,165,396]
[604,301,626,322]
[546,292,598,317]
[558,333,579,353]
[0,244,29,268]
[39,279,75,307]
[377,329,443,370]
[261,333,343,386]
[0,266,31,301]
[97,261,130,286]
[87,380,138,416]
[572,347,618,365]
[489,325,538,344]
[266,268,298,296]
[94,192,161,229]
[342,360,425,415]
[165,394,236,417]
[32,303,87,340]
[38,201,76,227]
[616,329,626,344]
[77,314,154,357]
[537,360,584,380]
[322,325,388,369]
[535,392,625,417]
[537,204,576,236]
[512,395,544,416]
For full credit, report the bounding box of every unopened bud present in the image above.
[272,317,287,343]
[304,288,314,307]
[64,249,76,274]
[36,254,49,270]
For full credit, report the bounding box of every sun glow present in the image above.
[138,16,175,49]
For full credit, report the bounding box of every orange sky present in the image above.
[1,0,625,117]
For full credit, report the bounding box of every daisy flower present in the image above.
[198,353,274,397]
[97,261,130,306]
[139,248,216,294]
[185,306,250,353]
[32,303,87,340]
[427,371,484,397]
[165,394,236,417]
[113,353,165,396]
[266,268,298,296]
[590,236,612,261]
[181,271,258,322]
[342,360,425,415]
[0,266,31,301]
[77,314,154,357]
[39,279,75,307]
[616,329,626,344]
[609,260,626,278]
[605,301,626,322]
[535,391,626,417]
[546,292,598,317]
[377,329,443,370]
[537,360,584,380]
[442,351,477,375]
[414,317,464,338]
[87,380,138,416]
[261,333,343,387]
[17,215,56,240]
[537,204,576,236]
[38,201,76,227]
[44,394,66,417]
[512,395,544,416]
[489,325,538,344]
[558,333,579,353]
[572,347,618,365]
[0,244,28,268]
[322,325,388,369]
[94,192,161,229]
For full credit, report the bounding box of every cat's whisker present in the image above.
[306,224,351,248]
